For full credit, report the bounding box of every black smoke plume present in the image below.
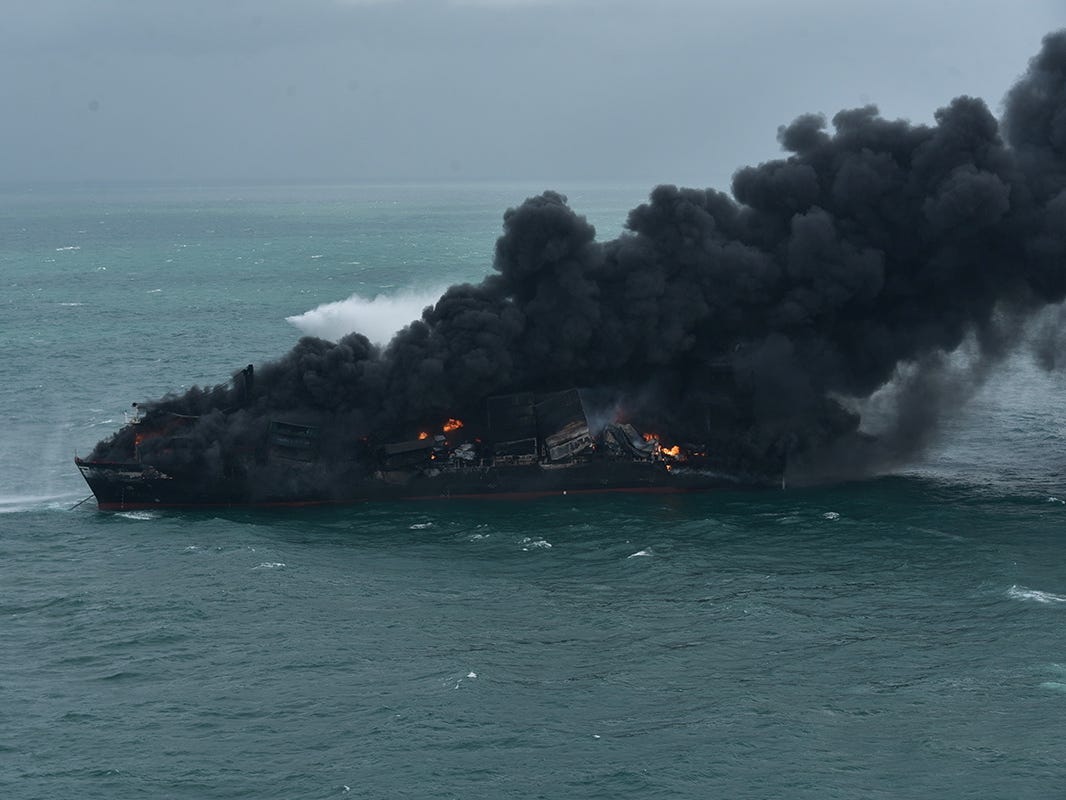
[92,31,1066,485]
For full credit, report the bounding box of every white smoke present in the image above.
[286,286,448,344]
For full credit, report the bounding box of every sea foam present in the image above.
[114,511,158,521]
[1007,585,1066,604]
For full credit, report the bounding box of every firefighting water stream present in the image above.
[79,30,1066,496]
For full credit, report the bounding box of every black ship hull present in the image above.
[75,456,773,511]
[78,387,784,511]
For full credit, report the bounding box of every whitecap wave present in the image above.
[627,548,653,558]
[450,670,479,689]
[254,562,286,569]
[1007,585,1066,604]
[55,245,80,251]
[286,286,448,344]
[114,510,158,521]
[520,537,552,550]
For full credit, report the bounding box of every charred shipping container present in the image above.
[378,438,436,469]
[486,389,596,463]
[601,423,657,460]
[535,389,594,462]
[487,392,539,463]
[268,421,319,462]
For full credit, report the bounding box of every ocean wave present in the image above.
[1007,585,1066,604]
[114,510,158,521]
[0,494,82,514]
[450,670,479,689]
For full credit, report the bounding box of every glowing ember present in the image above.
[642,432,659,443]
[443,418,464,433]
[418,431,430,440]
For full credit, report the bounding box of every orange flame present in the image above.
[418,431,430,440]
[661,445,681,458]
[443,418,464,433]
[642,432,659,443]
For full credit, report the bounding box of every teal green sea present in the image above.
[2,184,1065,799]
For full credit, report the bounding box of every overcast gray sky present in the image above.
[2,0,1061,187]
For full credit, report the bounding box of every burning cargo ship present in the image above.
[75,381,784,510]
[74,30,1066,509]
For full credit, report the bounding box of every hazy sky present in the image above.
[2,0,1061,187]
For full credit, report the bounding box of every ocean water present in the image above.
[2,183,1066,799]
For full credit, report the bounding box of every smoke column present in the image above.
[92,30,1066,484]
